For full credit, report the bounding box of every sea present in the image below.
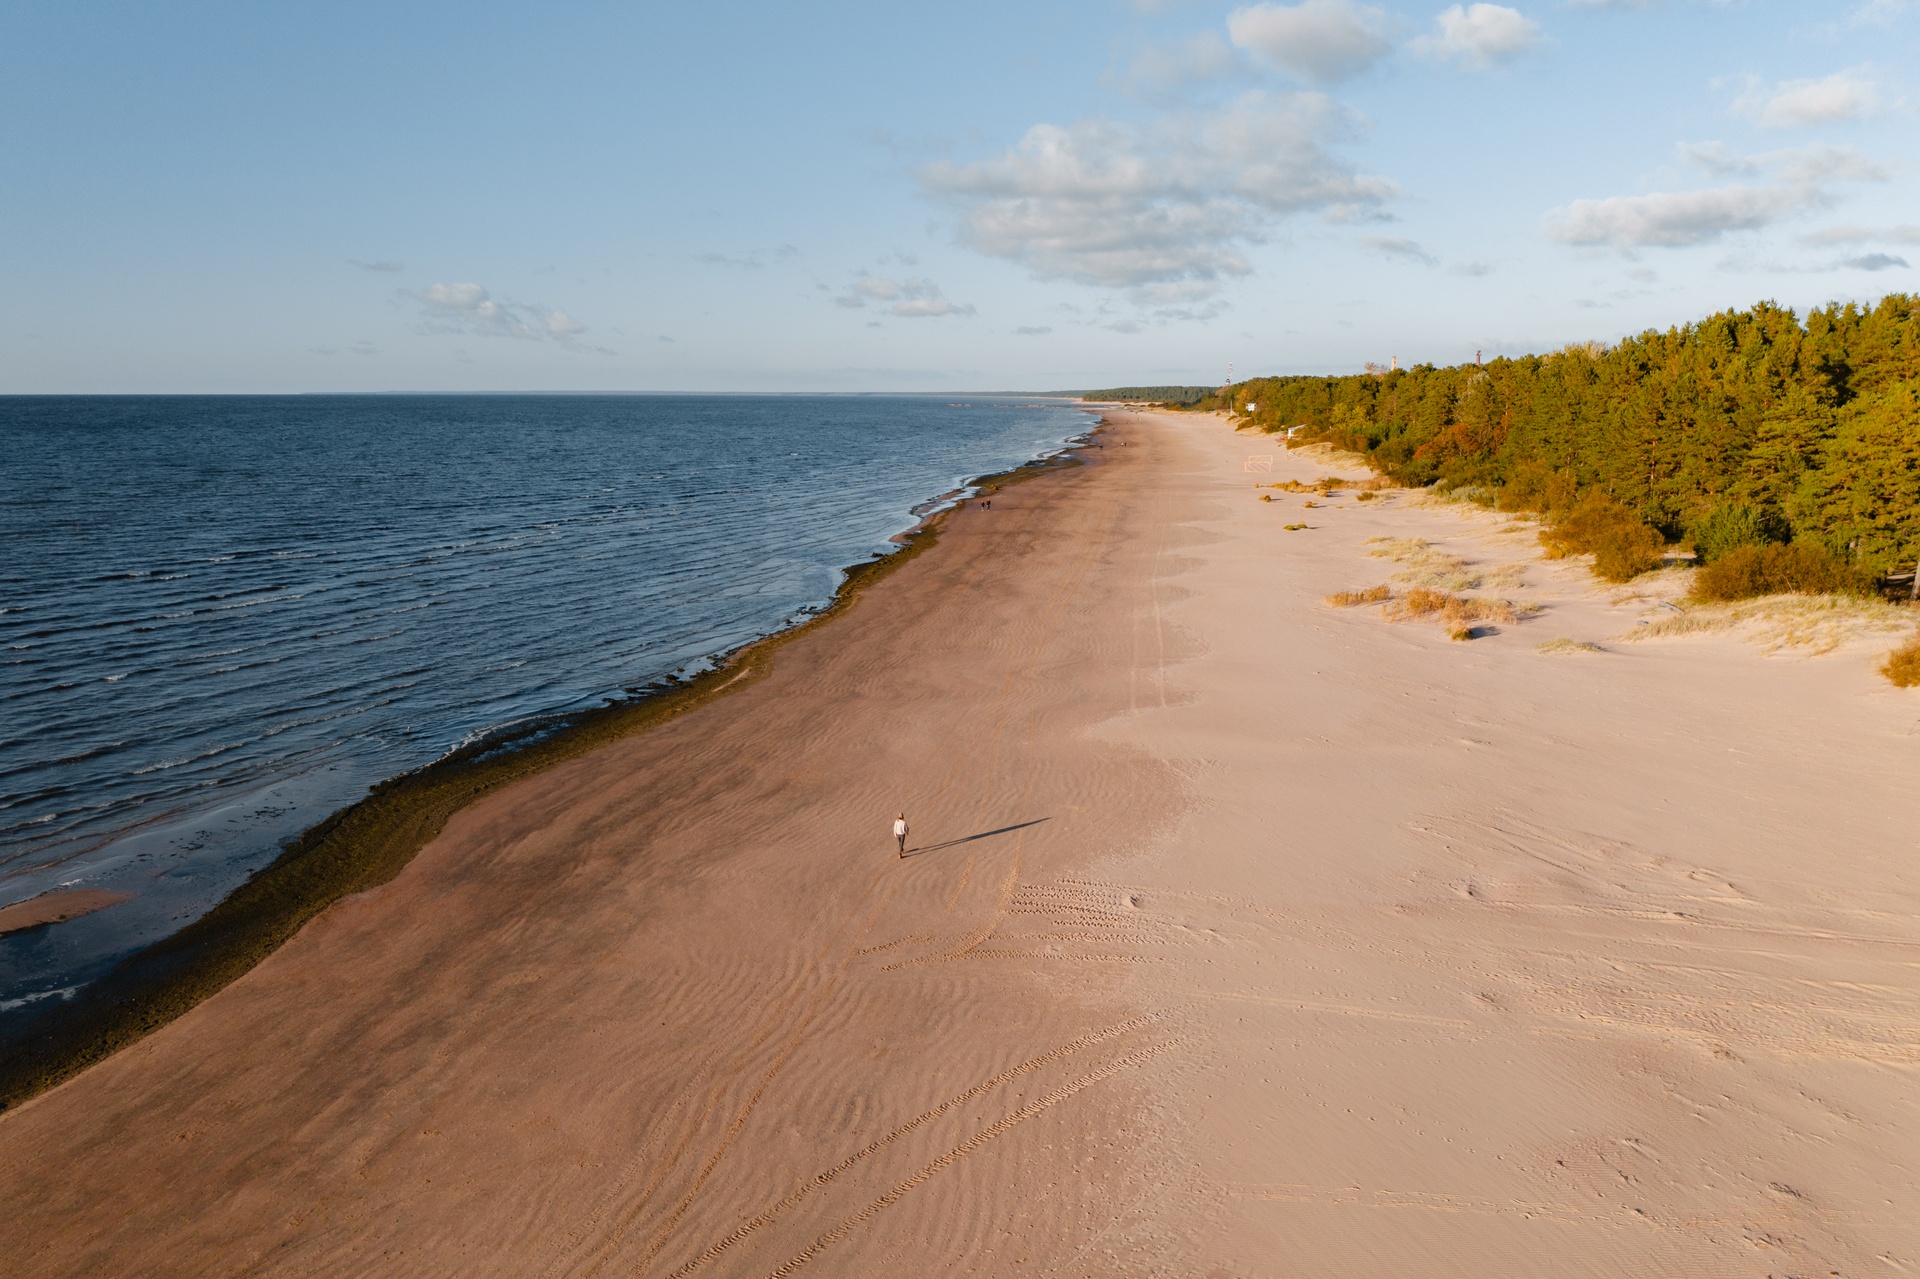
[0,393,1095,1031]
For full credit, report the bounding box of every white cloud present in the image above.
[835,276,975,317]
[1362,234,1438,264]
[1548,186,1826,248]
[1682,141,1892,183]
[1014,325,1053,336]
[1731,68,1882,129]
[918,92,1395,293]
[1801,223,1920,246]
[1113,30,1245,93]
[1412,4,1541,69]
[1552,141,1892,249]
[408,282,597,346]
[1227,0,1390,84]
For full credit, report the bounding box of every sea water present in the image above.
[0,394,1093,1026]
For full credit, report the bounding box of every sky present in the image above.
[2,0,1916,392]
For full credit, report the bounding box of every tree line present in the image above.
[1081,386,1214,405]
[1206,294,1920,587]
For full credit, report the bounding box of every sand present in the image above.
[2,411,1917,1277]
[0,890,131,939]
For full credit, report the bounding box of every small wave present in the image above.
[0,986,78,1013]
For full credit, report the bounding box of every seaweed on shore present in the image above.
[0,446,1091,1112]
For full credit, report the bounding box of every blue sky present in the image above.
[3,0,1915,392]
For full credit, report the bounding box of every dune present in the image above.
[1,411,1915,1277]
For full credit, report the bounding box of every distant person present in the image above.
[894,812,909,856]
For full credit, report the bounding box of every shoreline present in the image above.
[0,434,1099,1111]
[9,408,1913,1275]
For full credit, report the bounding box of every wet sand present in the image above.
[2,411,1917,1276]
[0,890,131,939]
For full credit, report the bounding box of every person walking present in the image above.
[894,812,909,857]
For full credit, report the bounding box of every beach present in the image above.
[3,408,1917,1276]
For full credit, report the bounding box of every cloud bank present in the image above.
[919,92,1394,294]
[1547,142,1890,249]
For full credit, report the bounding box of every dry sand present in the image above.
[2,411,1917,1277]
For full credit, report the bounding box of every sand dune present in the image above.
[2,411,1916,1277]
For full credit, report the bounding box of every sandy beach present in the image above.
[3,409,1917,1277]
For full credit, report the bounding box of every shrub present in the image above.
[1325,585,1391,607]
[1692,542,1859,602]
[1690,502,1782,563]
[1541,493,1666,582]
[1883,633,1920,687]
[1497,462,1578,515]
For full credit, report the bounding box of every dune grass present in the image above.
[1882,633,1920,686]
[1538,637,1605,655]
[1620,593,1912,655]
[1378,588,1532,639]
[1364,537,1528,593]
[1325,585,1391,607]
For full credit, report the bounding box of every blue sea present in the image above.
[0,394,1094,1026]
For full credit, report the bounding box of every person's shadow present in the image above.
[902,817,1049,858]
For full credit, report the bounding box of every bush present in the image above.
[1325,585,1391,607]
[1692,542,1859,602]
[1883,634,1920,687]
[1690,502,1782,563]
[1541,493,1666,582]
[1497,462,1578,516]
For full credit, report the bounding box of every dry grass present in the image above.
[1384,586,1452,618]
[1266,476,1353,495]
[1619,594,1913,655]
[1356,491,1378,502]
[1605,566,1695,608]
[1363,537,1528,592]
[1290,441,1373,470]
[1283,523,1308,531]
[1537,637,1604,655]
[1325,585,1391,607]
[1882,633,1920,686]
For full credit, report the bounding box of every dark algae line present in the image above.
[0,447,1089,1111]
